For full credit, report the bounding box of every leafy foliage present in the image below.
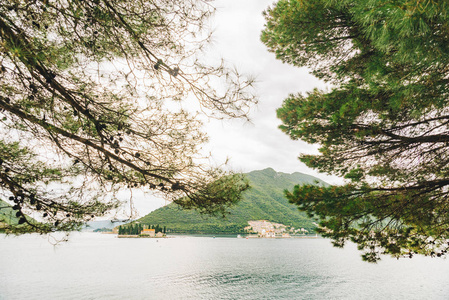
[262,0,449,261]
[137,168,326,234]
[0,0,256,233]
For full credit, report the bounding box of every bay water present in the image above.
[1,233,448,299]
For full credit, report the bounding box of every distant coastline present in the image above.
[114,219,318,238]
[117,234,168,239]
[113,233,318,239]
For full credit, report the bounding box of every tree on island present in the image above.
[0,0,254,234]
[117,223,169,235]
[262,0,449,261]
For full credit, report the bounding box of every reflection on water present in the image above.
[1,233,448,300]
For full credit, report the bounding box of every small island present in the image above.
[116,223,167,238]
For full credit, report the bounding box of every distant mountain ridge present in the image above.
[137,168,326,234]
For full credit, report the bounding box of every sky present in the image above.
[205,0,328,174]
[128,0,343,216]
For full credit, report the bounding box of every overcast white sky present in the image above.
[128,0,343,216]
[206,0,327,174]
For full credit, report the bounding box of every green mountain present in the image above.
[0,199,38,232]
[0,199,20,226]
[137,168,327,234]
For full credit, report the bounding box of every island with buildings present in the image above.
[116,223,167,238]
[244,220,311,238]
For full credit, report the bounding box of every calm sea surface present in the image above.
[1,233,448,300]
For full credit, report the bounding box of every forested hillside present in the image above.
[0,199,18,226]
[137,168,327,234]
[0,199,37,232]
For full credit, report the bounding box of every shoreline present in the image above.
[115,233,320,239]
[117,234,168,238]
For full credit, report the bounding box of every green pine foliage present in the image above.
[262,0,449,261]
[136,168,327,234]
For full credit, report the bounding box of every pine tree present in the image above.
[0,0,253,234]
[263,0,449,262]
